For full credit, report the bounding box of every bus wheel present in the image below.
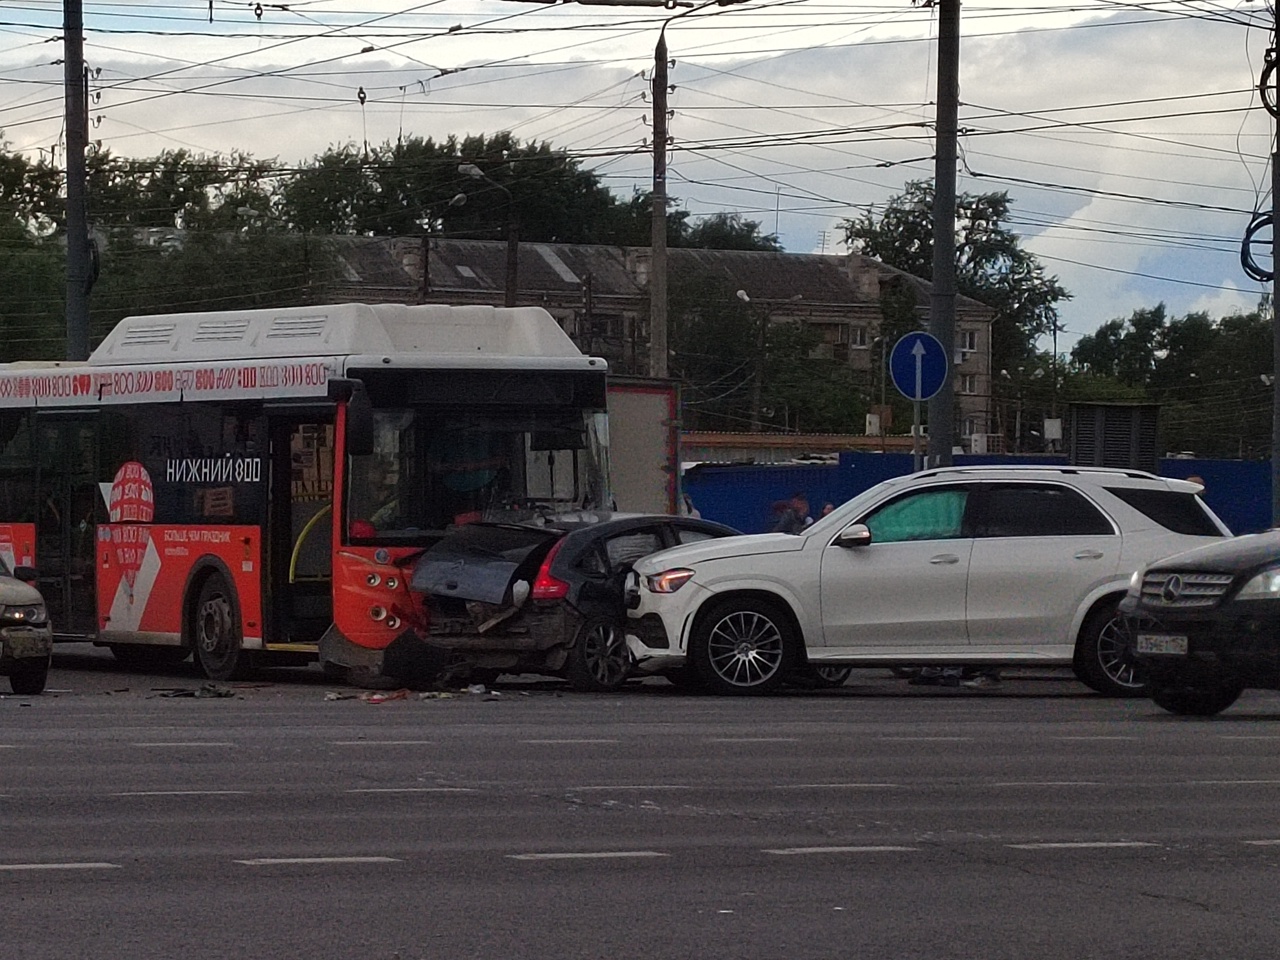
[194,573,244,681]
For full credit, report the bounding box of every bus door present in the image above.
[266,413,335,644]
[35,415,99,636]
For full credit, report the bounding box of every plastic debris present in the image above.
[418,691,456,700]
[150,683,234,699]
[466,683,487,694]
[360,688,410,704]
[323,691,358,701]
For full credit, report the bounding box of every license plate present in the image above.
[1136,633,1188,655]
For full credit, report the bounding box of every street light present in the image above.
[459,163,518,308]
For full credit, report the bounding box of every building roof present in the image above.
[328,237,993,320]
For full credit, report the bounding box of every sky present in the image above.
[0,0,1272,353]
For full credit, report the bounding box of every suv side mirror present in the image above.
[11,565,37,582]
[833,524,872,548]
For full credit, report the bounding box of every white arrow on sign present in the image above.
[912,339,925,401]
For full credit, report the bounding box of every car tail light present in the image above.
[531,538,570,600]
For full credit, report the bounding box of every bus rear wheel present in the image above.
[194,573,244,681]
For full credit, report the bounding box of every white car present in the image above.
[625,466,1230,696]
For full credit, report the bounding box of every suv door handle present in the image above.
[1074,549,1105,560]
[929,554,960,565]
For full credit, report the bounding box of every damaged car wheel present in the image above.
[565,617,631,692]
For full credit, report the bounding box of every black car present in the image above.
[410,512,739,692]
[1120,530,1280,716]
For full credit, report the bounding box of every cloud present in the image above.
[0,4,1267,350]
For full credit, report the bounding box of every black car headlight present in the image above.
[0,603,47,625]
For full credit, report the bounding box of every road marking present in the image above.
[707,737,799,743]
[113,790,249,797]
[570,785,692,792]
[989,781,1104,787]
[879,736,974,742]
[331,740,436,746]
[508,851,668,861]
[1244,839,1280,845]
[235,856,401,866]
[0,745,18,749]
[775,782,901,789]
[1190,779,1280,785]
[347,787,476,794]
[0,862,120,871]
[1052,736,1138,741]
[131,742,235,748]
[764,845,918,855]
[520,739,619,745]
[1220,736,1280,740]
[1008,841,1158,850]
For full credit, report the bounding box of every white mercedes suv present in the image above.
[625,466,1230,696]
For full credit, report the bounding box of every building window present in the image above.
[962,417,976,437]
[959,374,978,395]
[959,329,978,353]
[850,325,868,348]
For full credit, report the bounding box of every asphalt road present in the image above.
[5,645,1280,959]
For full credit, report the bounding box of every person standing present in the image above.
[771,492,811,534]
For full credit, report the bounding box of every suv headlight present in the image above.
[1237,568,1280,600]
[645,568,695,594]
[0,603,47,625]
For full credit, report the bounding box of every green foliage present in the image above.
[0,215,63,361]
[684,213,781,252]
[844,179,1069,376]
[1069,301,1274,458]
[669,272,864,433]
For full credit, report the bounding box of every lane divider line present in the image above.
[0,862,120,871]
[113,790,249,797]
[508,851,668,861]
[764,845,919,855]
[1008,841,1159,850]
[235,856,401,866]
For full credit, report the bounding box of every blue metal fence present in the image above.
[683,454,1272,535]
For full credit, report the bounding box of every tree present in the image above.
[669,271,863,433]
[844,180,1069,376]
[1069,301,1274,458]
[684,213,781,251]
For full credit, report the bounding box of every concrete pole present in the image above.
[650,30,669,379]
[1271,128,1280,525]
[64,0,91,361]
[927,0,959,467]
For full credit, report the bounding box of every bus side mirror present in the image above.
[329,379,374,456]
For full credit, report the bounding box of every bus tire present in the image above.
[194,573,245,682]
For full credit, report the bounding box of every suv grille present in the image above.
[1140,571,1235,609]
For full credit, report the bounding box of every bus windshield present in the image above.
[346,407,610,540]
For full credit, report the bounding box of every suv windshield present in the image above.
[347,407,610,540]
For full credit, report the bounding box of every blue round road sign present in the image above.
[889,332,948,402]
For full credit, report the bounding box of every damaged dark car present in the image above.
[410,513,739,691]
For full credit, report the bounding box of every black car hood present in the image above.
[1148,530,1280,575]
[411,523,560,604]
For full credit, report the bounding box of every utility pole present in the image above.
[650,30,670,379]
[1272,14,1280,526]
[926,0,959,467]
[64,0,91,361]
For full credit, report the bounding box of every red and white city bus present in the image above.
[0,302,610,686]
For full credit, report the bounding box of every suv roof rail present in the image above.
[911,464,1159,481]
